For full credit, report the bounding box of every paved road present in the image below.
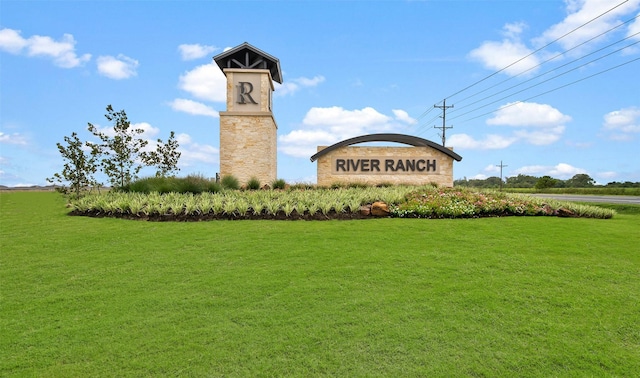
[530,193,640,205]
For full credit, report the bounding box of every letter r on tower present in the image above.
[237,82,258,104]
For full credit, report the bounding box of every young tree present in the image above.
[505,174,538,188]
[535,175,558,190]
[47,132,100,197]
[483,176,504,188]
[145,131,181,177]
[567,174,595,188]
[87,105,148,188]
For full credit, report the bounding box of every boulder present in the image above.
[371,201,390,217]
[541,204,554,215]
[557,208,576,217]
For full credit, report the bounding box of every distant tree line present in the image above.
[48,105,181,196]
[454,174,640,190]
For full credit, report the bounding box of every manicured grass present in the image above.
[504,187,640,196]
[578,202,640,215]
[1,192,639,376]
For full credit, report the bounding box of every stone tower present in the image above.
[214,42,282,186]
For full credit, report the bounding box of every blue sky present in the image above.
[1,0,639,187]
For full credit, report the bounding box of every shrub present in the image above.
[246,177,261,190]
[347,182,369,189]
[156,178,178,194]
[289,183,315,190]
[206,181,222,193]
[122,175,222,194]
[221,175,240,190]
[120,176,171,193]
[272,178,286,190]
[175,174,209,194]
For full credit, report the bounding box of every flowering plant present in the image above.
[390,188,613,219]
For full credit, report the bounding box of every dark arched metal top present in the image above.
[310,133,462,162]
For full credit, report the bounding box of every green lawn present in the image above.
[1,192,639,376]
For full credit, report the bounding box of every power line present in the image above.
[451,13,640,107]
[412,0,636,140]
[414,106,436,122]
[456,56,640,125]
[447,37,640,123]
[442,0,631,101]
[415,112,446,135]
[450,32,640,117]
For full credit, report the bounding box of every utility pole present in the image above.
[434,99,454,146]
[496,160,508,191]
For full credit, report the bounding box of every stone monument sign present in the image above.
[214,42,282,185]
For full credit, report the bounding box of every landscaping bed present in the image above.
[68,186,616,220]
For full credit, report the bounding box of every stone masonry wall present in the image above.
[317,146,456,187]
[219,113,277,186]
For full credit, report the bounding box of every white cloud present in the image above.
[97,54,139,79]
[0,28,27,53]
[178,43,219,61]
[483,164,501,173]
[629,13,640,40]
[447,102,570,150]
[482,101,570,146]
[279,129,337,146]
[487,102,572,127]
[514,163,587,179]
[468,1,640,76]
[169,99,219,118]
[279,106,412,158]
[178,63,226,102]
[603,106,640,138]
[133,122,160,139]
[514,126,566,145]
[392,109,417,125]
[0,28,90,68]
[468,23,541,76]
[175,133,219,165]
[533,0,640,51]
[503,22,528,40]
[91,125,116,138]
[89,122,159,140]
[0,132,28,145]
[303,106,392,130]
[279,130,339,158]
[274,75,325,96]
[176,133,192,145]
[295,76,325,87]
[447,133,518,150]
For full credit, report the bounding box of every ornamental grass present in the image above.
[69,186,614,220]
